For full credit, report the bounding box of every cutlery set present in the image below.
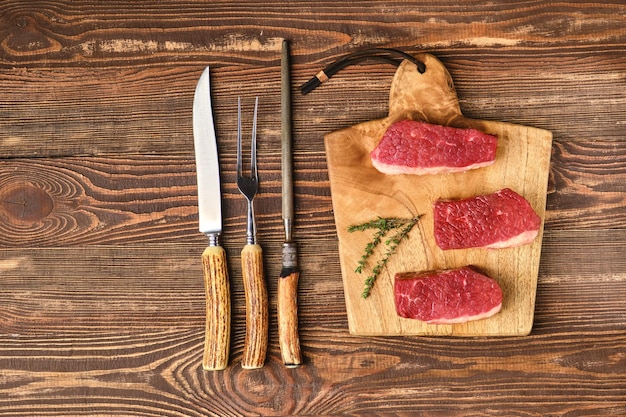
[193,40,301,370]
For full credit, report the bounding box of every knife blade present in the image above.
[193,67,230,371]
[277,39,302,367]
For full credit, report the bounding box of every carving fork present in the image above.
[236,97,268,369]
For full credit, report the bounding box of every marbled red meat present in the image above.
[434,188,541,250]
[370,120,498,175]
[394,267,503,324]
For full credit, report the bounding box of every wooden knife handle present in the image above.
[201,245,231,371]
[278,267,302,367]
[241,243,268,369]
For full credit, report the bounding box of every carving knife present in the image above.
[278,39,302,367]
[193,67,230,371]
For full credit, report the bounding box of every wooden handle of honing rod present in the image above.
[278,265,302,367]
[241,243,268,369]
[279,40,302,368]
[201,245,231,371]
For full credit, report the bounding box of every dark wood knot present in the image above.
[0,183,54,226]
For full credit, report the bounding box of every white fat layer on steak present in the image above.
[425,303,502,325]
[371,159,495,175]
[484,229,539,249]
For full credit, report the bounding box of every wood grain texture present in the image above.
[1,0,625,415]
[0,238,625,415]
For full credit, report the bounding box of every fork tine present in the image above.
[236,97,260,245]
[251,96,259,179]
[236,96,242,177]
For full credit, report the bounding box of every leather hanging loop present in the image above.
[300,48,426,95]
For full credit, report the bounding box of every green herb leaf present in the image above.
[348,215,421,298]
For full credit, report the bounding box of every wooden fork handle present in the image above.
[241,243,268,369]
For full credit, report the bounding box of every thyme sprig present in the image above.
[348,215,421,299]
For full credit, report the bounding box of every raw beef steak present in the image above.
[370,119,498,175]
[434,188,541,250]
[394,267,503,324]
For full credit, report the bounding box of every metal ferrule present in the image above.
[246,200,256,245]
[281,242,298,269]
[207,232,221,247]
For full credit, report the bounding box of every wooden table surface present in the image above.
[1,1,625,416]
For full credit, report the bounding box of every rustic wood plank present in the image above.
[0,153,333,247]
[1,231,625,415]
[2,328,624,416]
[1,53,625,158]
[1,330,625,416]
[2,230,624,335]
[0,243,344,332]
[1,138,624,249]
[1,0,625,69]
[547,140,626,229]
[0,1,625,158]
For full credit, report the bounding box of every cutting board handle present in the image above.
[388,54,465,127]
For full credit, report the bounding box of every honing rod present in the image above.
[277,39,302,367]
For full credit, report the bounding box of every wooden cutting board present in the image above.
[325,53,552,336]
